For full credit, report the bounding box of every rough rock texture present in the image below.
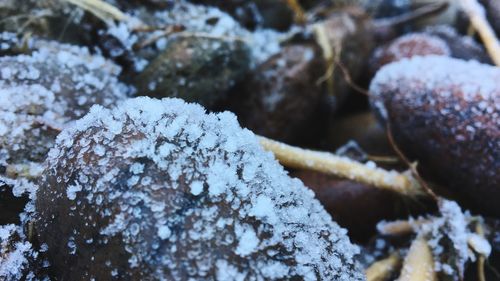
[370,33,451,72]
[0,40,128,178]
[35,97,364,280]
[371,26,490,72]
[135,36,250,108]
[370,56,500,216]
[226,44,325,143]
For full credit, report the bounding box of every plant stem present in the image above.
[258,136,423,197]
[398,237,437,281]
[366,253,402,281]
[459,0,500,66]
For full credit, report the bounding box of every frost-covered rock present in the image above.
[370,33,451,71]
[0,0,89,45]
[370,55,500,216]
[370,26,490,72]
[395,200,490,281]
[96,0,285,108]
[135,36,251,108]
[35,97,364,280]
[0,223,46,281]
[0,40,129,178]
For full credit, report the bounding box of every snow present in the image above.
[36,97,364,280]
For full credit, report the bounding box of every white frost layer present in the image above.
[41,97,363,280]
[379,33,450,61]
[409,200,491,278]
[0,39,129,174]
[370,55,500,136]
[105,0,284,70]
[0,224,34,280]
[371,55,500,101]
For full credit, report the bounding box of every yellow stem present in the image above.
[398,237,437,281]
[459,0,500,66]
[366,253,402,281]
[285,0,307,24]
[62,0,128,22]
[376,219,428,236]
[474,222,487,281]
[258,136,423,196]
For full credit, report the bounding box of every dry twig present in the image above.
[258,136,423,197]
[386,123,439,201]
[62,0,128,22]
[312,22,339,97]
[366,253,402,281]
[459,0,500,65]
[398,237,437,281]
[377,219,428,236]
[472,222,487,281]
[285,0,307,24]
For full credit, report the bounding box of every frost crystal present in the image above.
[0,224,35,280]
[407,200,490,280]
[369,55,500,215]
[0,39,128,178]
[36,97,364,280]
[103,0,284,68]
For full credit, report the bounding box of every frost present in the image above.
[0,38,128,179]
[406,200,490,280]
[0,224,38,280]
[36,97,364,280]
[157,226,172,240]
[235,225,259,257]
[371,55,500,101]
[66,184,82,200]
[190,181,204,196]
[103,1,286,67]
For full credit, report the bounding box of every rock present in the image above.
[326,112,391,155]
[369,55,500,216]
[370,26,490,72]
[35,97,365,280]
[135,36,250,109]
[291,169,413,242]
[0,40,128,178]
[188,0,294,31]
[226,44,325,143]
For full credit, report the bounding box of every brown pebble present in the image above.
[370,55,500,216]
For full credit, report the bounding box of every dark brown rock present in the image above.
[0,41,128,178]
[291,169,428,242]
[370,55,500,216]
[370,26,491,73]
[189,0,294,31]
[226,44,326,143]
[135,36,250,109]
[35,97,364,280]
